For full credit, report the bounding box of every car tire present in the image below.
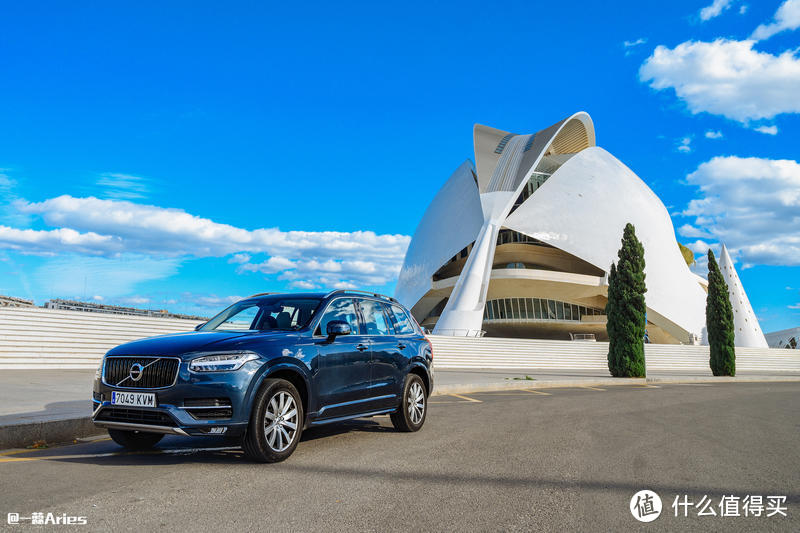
[243,378,304,463]
[108,429,164,450]
[391,373,427,432]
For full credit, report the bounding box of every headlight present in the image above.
[189,352,260,372]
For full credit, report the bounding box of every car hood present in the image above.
[105,330,295,359]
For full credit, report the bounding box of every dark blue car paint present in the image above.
[92,292,433,437]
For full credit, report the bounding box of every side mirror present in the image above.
[194,322,206,331]
[326,320,351,338]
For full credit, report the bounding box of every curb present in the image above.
[431,378,646,396]
[2,376,799,450]
[0,417,102,451]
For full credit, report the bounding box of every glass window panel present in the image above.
[564,304,572,321]
[534,299,542,319]
[359,299,390,335]
[317,298,359,335]
[547,300,557,320]
[556,301,565,320]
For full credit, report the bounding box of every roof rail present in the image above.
[248,292,283,297]
[323,289,398,303]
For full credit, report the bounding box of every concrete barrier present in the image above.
[1,307,799,374]
[0,307,200,369]
[429,335,800,374]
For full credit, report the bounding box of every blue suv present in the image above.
[91,290,433,462]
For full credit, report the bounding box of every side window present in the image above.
[316,298,360,336]
[359,299,390,336]
[388,304,416,335]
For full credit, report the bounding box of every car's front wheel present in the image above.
[391,373,427,432]
[243,378,304,463]
[108,429,164,450]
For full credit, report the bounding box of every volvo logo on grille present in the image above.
[129,363,144,382]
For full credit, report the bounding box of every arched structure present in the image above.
[395,112,766,345]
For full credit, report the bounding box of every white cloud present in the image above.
[623,38,647,56]
[705,130,724,139]
[699,0,735,21]
[751,0,800,40]
[677,224,712,238]
[788,303,800,309]
[679,156,800,266]
[640,39,800,123]
[239,256,296,274]
[677,136,693,153]
[4,195,411,292]
[0,225,119,255]
[290,280,318,290]
[753,124,779,135]
[740,4,749,14]
[15,195,409,261]
[96,173,150,200]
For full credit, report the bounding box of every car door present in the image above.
[313,297,373,419]
[357,299,402,411]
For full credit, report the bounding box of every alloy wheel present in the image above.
[407,381,425,425]
[263,391,298,452]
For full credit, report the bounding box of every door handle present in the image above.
[356,343,369,352]
[397,343,406,350]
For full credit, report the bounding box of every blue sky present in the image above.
[0,0,799,330]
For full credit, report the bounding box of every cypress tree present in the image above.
[706,250,736,376]
[605,223,647,377]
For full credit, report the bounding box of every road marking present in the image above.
[579,386,606,391]
[0,449,38,457]
[519,389,552,396]
[448,393,482,403]
[634,385,661,388]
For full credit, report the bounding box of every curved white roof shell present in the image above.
[395,112,765,345]
[394,160,483,308]
[504,146,707,341]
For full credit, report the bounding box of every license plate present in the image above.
[111,391,157,407]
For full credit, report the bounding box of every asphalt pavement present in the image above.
[0,382,797,532]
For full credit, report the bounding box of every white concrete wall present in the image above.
[0,307,201,369]
[2,308,798,374]
[430,336,800,374]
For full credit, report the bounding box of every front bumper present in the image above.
[91,360,260,437]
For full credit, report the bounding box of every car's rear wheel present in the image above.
[108,429,164,450]
[243,378,304,463]
[391,373,427,432]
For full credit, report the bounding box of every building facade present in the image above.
[395,112,767,346]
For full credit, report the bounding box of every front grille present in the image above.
[103,357,179,389]
[183,398,233,420]
[95,407,174,426]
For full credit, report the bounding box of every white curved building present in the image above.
[395,112,766,345]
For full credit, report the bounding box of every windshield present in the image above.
[200,297,323,332]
